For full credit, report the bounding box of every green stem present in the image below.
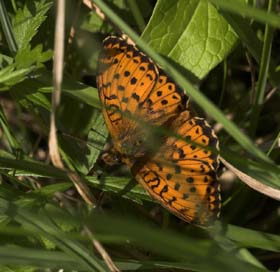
[209,0,280,28]
[0,0,18,55]
[266,131,280,157]
[127,0,146,32]
[218,60,227,108]
[250,0,274,137]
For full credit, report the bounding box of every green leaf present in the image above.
[222,150,280,190]
[0,246,88,271]
[0,155,146,204]
[86,110,108,171]
[12,0,53,49]
[0,156,66,180]
[0,64,34,88]
[59,135,92,174]
[10,71,99,112]
[220,10,280,86]
[0,46,51,90]
[91,214,266,272]
[0,153,147,204]
[87,175,150,204]
[15,44,52,69]
[0,193,268,272]
[24,91,51,111]
[0,200,107,272]
[0,1,18,54]
[93,0,275,177]
[142,0,238,78]
[0,105,21,150]
[0,54,14,68]
[33,183,72,196]
[56,98,106,174]
[81,11,106,33]
[36,73,100,109]
[225,224,280,253]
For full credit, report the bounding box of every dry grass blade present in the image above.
[49,0,65,169]
[220,157,280,201]
[265,87,278,101]
[67,171,96,207]
[84,226,121,272]
[49,115,64,169]
[67,1,81,45]
[49,0,96,206]
[83,0,105,20]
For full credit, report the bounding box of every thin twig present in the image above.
[67,0,82,45]
[67,171,97,206]
[88,0,123,34]
[265,87,278,102]
[84,226,120,272]
[213,113,234,133]
[83,0,105,20]
[220,157,280,201]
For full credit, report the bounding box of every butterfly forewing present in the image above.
[97,37,187,141]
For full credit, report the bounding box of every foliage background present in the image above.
[0,0,279,271]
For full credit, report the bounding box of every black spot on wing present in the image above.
[130,77,137,85]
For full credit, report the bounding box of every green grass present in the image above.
[0,0,280,271]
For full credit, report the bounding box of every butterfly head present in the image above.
[114,127,161,164]
[100,150,121,166]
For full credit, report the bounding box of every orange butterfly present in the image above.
[97,36,220,226]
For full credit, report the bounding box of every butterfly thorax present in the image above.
[115,131,148,160]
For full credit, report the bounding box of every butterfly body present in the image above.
[97,36,221,226]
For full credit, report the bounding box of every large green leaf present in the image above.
[142,0,238,78]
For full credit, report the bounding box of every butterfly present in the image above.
[97,36,220,226]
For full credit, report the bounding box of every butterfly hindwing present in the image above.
[133,111,220,225]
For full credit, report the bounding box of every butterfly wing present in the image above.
[132,111,220,225]
[97,36,187,155]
